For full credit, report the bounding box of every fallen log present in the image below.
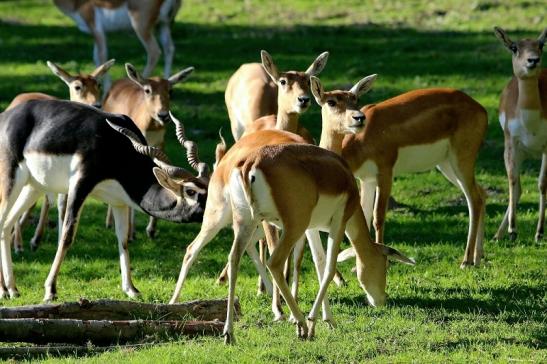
[0,298,239,321]
[0,318,224,345]
[0,344,152,360]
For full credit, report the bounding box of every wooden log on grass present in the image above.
[0,298,239,321]
[0,318,224,345]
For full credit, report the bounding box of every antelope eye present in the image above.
[510,44,517,53]
[280,79,287,86]
[144,87,151,94]
[186,189,196,197]
[74,85,82,91]
[327,100,336,107]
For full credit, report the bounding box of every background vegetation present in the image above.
[0,0,545,362]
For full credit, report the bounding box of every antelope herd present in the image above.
[0,0,545,344]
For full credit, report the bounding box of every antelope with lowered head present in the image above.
[168,128,414,344]
[53,0,181,90]
[102,62,194,238]
[7,59,115,254]
[0,100,208,301]
[309,76,487,268]
[492,27,547,242]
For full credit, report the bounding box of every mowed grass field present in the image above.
[0,0,546,362]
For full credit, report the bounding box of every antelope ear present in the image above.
[91,59,115,78]
[378,244,416,265]
[168,66,194,85]
[310,76,325,105]
[125,63,145,87]
[261,50,279,82]
[350,74,377,98]
[494,26,516,52]
[153,167,181,196]
[538,28,547,49]
[305,51,329,76]
[47,61,74,85]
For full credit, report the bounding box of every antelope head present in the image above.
[494,27,546,79]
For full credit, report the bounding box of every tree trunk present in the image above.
[0,318,224,345]
[0,298,239,321]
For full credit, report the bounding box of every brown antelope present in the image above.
[309,77,488,268]
[221,51,341,296]
[492,27,547,242]
[168,129,413,343]
[53,0,181,91]
[102,62,194,238]
[6,59,115,253]
[225,50,329,143]
[0,100,208,301]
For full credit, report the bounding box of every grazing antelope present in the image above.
[492,27,547,242]
[0,100,207,301]
[53,0,181,90]
[308,76,488,268]
[225,50,329,143]
[103,62,194,239]
[6,59,115,253]
[169,130,413,343]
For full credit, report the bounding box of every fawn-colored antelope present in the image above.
[168,129,413,343]
[102,62,194,239]
[492,27,547,242]
[53,0,181,90]
[309,77,488,268]
[225,50,328,143]
[6,59,114,253]
[0,100,208,301]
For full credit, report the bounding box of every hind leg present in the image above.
[112,205,140,298]
[438,159,485,267]
[29,194,51,251]
[535,154,547,242]
[1,185,42,297]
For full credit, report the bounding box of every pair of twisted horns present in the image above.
[106,115,209,180]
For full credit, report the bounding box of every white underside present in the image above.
[21,152,141,210]
[66,0,176,34]
[501,110,547,155]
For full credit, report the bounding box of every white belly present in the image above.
[90,179,141,211]
[506,109,547,154]
[24,153,81,193]
[393,138,450,175]
[95,4,132,32]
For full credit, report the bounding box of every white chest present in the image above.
[144,129,166,148]
[504,110,547,154]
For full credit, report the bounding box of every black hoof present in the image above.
[509,232,517,241]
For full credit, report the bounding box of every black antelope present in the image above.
[0,100,207,301]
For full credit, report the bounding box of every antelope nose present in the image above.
[352,114,365,125]
[158,111,170,121]
[528,57,540,66]
[298,96,310,105]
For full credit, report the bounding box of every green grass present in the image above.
[0,0,546,362]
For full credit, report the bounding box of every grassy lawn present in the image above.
[0,0,546,362]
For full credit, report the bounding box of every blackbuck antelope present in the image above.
[492,27,547,242]
[168,130,413,343]
[0,100,208,301]
[225,50,329,143]
[103,63,194,239]
[6,59,115,253]
[309,77,488,268]
[53,0,181,90]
